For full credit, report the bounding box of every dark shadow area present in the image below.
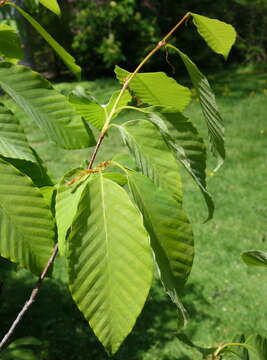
[0,257,219,360]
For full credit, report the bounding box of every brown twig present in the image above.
[0,245,58,351]
[0,1,9,6]
[87,131,106,170]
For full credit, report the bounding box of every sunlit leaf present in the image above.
[39,0,60,16]
[106,89,131,118]
[115,66,191,112]
[40,186,56,216]
[0,63,95,149]
[117,119,183,202]
[69,94,105,131]
[148,111,214,221]
[167,45,225,170]
[127,171,194,318]
[103,172,127,186]
[112,153,138,171]
[0,159,55,276]
[70,89,131,131]
[56,168,92,256]
[0,24,24,63]
[68,174,153,354]
[191,13,237,59]
[4,147,54,188]
[0,102,35,162]
[245,334,267,360]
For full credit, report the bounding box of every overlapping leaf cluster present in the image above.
[0,3,236,355]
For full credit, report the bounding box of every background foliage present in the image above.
[1,0,266,77]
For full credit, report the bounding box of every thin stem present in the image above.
[0,244,59,351]
[0,128,108,352]
[163,12,191,42]
[0,11,191,352]
[101,12,191,133]
[112,105,151,116]
[87,131,106,170]
[213,342,250,357]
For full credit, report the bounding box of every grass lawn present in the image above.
[0,70,267,360]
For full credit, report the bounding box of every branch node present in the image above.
[157,40,167,49]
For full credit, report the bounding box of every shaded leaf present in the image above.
[39,0,60,16]
[176,333,216,358]
[0,63,95,149]
[167,45,225,170]
[8,3,80,78]
[191,13,237,59]
[1,336,42,360]
[112,153,138,171]
[69,94,105,131]
[55,168,92,256]
[242,251,267,268]
[70,89,131,131]
[0,24,24,63]
[103,172,127,186]
[68,174,153,354]
[0,159,55,276]
[149,111,214,221]
[40,186,56,216]
[115,66,191,112]
[127,171,194,317]
[117,119,183,202]
[245,334,267,360]
[229,334,249,360]
[4,147,54,188]
[0,102,35,162]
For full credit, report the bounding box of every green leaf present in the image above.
[190,13,237,59]
[1,336,42,360]
[242,251,267,268]
[39,0,60,16]
[55,168,92,256]
[68,174,153,354]
[149,111,214,221]
[0,63,95,149]
[40,186,56,216]
[0,102,35,162]
[103,172,127,186]
[8,3,80,78]
[117,119,183,203]
[0,159,55,276]
[115,66,191,112]
[245,334,267,360]
[69,94,105,131]
[112,153,138,171]
[126,171,194,314]
[0,24,24,63]
[70,90,131,131]
[167,45,225,170]
[4,147,54,188]
[106,89,131,118]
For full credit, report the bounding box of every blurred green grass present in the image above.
[0,70,267,360]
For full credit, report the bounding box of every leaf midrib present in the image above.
[99,175,114,339]
[131,74,163,105]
